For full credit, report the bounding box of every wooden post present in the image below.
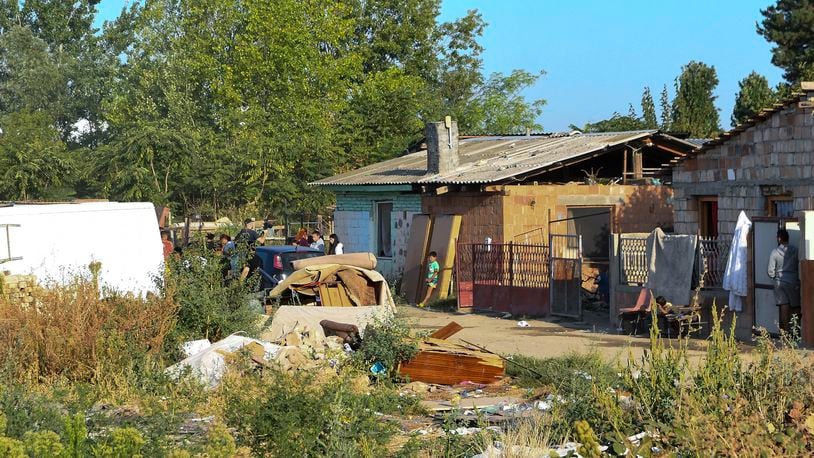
[633,149,643,180]
[622,146,628,185]
[801,260,814,347]
[508,241,514,287]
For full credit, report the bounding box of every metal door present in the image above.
[753,219,800,334]
[549,233,582,318]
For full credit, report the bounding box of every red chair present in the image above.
[618,288,652,335]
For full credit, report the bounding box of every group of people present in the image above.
[291,228,343,255]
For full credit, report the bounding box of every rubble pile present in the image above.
[0,274,37,306]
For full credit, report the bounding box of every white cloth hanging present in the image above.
[722,211,751,312]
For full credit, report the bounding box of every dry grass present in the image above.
[0,273,176,382]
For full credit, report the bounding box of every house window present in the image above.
[698,197,718,238]
[768,196,794,218]
[376,201,393,258]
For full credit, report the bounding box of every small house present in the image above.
[313,121,699,294]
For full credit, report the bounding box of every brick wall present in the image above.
[672,94,814,238]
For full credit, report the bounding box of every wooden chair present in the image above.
[618,288,652,335]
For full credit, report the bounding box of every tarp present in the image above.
[266,305,392,345]
[0,202,164,294]
[291,252,377,271]
[645,228,699,305]
[268,263,396,310]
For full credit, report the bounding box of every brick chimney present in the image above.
[426,117,459,175]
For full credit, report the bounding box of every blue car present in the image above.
[254,245,324,290]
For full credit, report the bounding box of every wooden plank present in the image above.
[337,284,351,307]
[427,215,462,301]
[401,214,433,304]
[801,260,814,346]
[398,338,505,385]
[420,396,523,412]
[429,321,463,340]
[318,284,331,306]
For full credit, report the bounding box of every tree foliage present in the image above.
[758,0,814,84]
[672,61,720,138]
[641,86,658,129]
[0,0,545,215]
[659,84,672,131]
[732,71,776,126]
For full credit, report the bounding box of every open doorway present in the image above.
[566,206,612,304]
[752,218,801,335]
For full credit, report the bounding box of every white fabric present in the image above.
[334,242,344,254]
[723,211,751,312]
[166,334,281,388]
[0,202,164,294]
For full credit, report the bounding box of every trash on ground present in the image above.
[517,320,530,327]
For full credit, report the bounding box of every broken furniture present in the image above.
[319,319,361,348]
[398,321,505,385]
[268,264,396,310]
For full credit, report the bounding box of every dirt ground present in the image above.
[398,305,734,363]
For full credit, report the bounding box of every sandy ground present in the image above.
[398,305,737,363]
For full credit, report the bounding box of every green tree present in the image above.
[465,70,546,135]
[672,61,720,137]
[659,84,672,130]
[0,110,72,200]
[732,71,776,126]
[641,86,658,129]
[758,0,814,84]
[579,112,646,133]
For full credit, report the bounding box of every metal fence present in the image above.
[617,234,730,289]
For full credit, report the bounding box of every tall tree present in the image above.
[578,112,646,133]
[641,86,657,129]
[672,61,720,138]
[659,84,672,130]
[758,0,814,84]
[465,70,546,135]
[732,71,776,126]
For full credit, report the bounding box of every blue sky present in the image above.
[95,0,783,132]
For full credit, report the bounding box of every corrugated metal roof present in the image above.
[313,130,666,186]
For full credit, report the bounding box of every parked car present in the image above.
[254,246,324,290]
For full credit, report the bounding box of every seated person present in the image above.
[653,296,674,316]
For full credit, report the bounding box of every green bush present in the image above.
[162,250,260,357]
[222,368,410,457]
[0,437,24,458]
[23,430,63,457]
[351,316,420,379]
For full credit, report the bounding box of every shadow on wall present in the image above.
[616,186,674,233]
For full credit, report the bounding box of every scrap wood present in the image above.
[398,338,504,385]
[460,339,545,379]
[429,321,463,340]
[420,396,524,412]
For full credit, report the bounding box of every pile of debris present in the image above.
[0,274,37,305]
[398,322,505,385]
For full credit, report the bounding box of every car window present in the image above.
[280,252,324,272]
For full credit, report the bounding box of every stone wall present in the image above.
[673,93,814,238]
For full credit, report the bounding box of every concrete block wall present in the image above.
[673,95,814,237]
[335,192,421,282]
[501,184,673,242]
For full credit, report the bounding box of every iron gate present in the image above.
[549,233,582,319]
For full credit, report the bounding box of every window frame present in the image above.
[374,201,394,259]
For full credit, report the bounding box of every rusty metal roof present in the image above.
[313,130,691,186]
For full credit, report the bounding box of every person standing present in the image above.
[418,251,440,308]
[161,231,174,259]
[235,218,258,245]
[768,229,800,333]
[310,230,325,252]
[328,234,344,255]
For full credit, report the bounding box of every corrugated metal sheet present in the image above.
[313,130,660,186]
